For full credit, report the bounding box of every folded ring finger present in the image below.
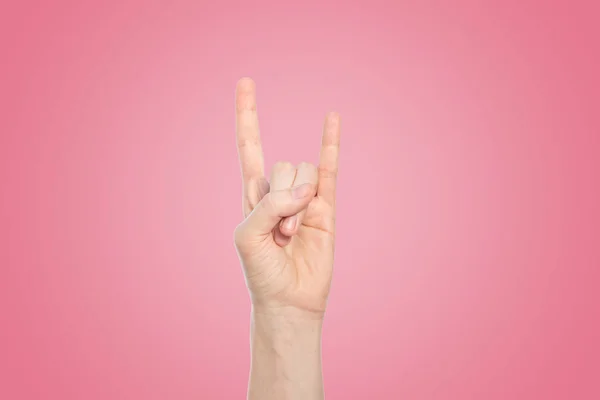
[269,162,297,246]
[279,162,318,237]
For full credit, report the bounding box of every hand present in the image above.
[233,78,341,319]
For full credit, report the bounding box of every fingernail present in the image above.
[292,183,312,199]
[283,215,297,231]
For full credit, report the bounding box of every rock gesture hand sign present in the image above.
[233,78,341,319]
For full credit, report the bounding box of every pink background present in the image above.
[1,0,599,398]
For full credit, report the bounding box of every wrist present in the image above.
[252,306,323,327]
[249,308,324,399]
[251,306,324,347]
[251,303,326,322]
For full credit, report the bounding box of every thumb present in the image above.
[235,183,316,242]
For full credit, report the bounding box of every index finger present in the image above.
[235,78,264,185]
[317,112,341,206]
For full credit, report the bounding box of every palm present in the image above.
[294,196,335,265]
[281,197,335,309]
[234,78,340,315]
[240,186,336,314]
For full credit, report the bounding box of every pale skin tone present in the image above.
[233,77,340,400]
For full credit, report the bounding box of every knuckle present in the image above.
[297,161,313,168]
[318,165,338,179]
[297,161,317,172]
[273,161,295,172]
[237,138,260,149]
[233,225,242,247]
[233,223,245,247]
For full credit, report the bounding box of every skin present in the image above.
[233,77,340,400]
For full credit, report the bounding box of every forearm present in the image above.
[248,308,324,400]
